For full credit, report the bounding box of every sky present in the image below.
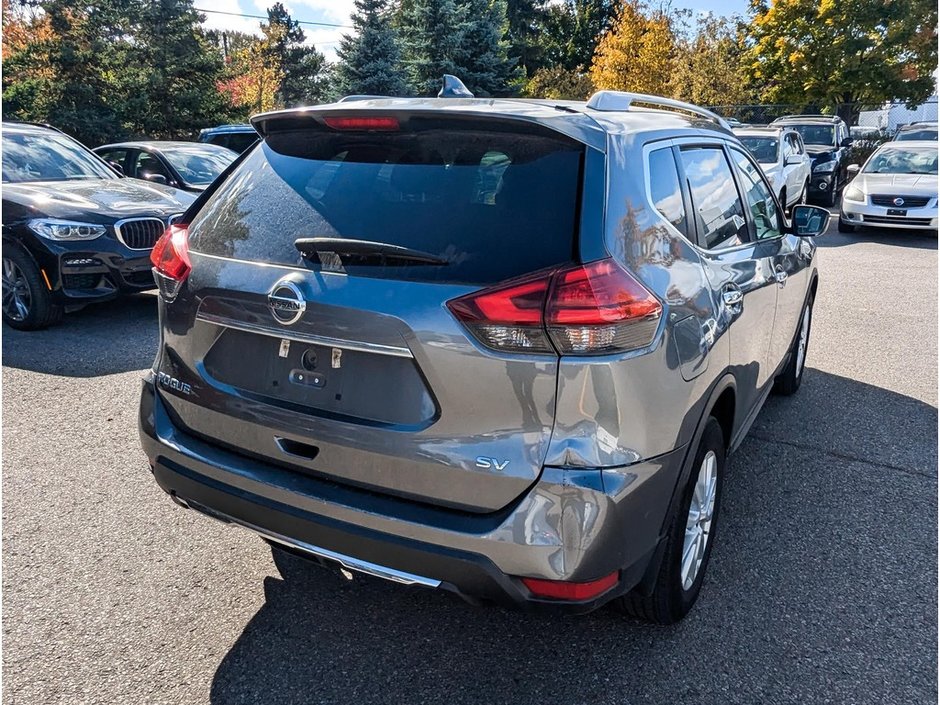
[197,0,751,62]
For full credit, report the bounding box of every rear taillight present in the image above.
[150,224,191,301]
[446,259,662,355]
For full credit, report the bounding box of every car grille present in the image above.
[114,217,165,250]
[870,195,932,208]
[863,214,933,226]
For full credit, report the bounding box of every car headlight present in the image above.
[28,219,107,241]
[843,185,865,202]
[813,160,836,174]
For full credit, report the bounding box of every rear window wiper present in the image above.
[294,237,448,266]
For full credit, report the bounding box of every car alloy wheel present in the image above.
[2,257,32,322]
[681,450,718,591]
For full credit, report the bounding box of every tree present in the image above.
[523,65,593,100]
[456,0,523,95]
[400,0,466,95]
[261,3,329,107]
[335,0,410,96]
[539,0,615,72]
[505,0,545,76]
[671,14,756,107]
[590,0,676,95]
[746,0,939,123]
[121,0,233,138]
[400,0,520,96]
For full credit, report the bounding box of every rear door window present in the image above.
[188,120,585,285]
[679,146,748,249]
[647,147,687,234]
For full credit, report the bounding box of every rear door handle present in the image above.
[773,266,788,285]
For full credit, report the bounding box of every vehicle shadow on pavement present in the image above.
[209,369,937,705]
[817,229,938,250]
[1,293,158,377]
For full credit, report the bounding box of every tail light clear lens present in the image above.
[150,224,191,301]
[447,259,662,355]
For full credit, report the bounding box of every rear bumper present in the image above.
[139,379,687,612]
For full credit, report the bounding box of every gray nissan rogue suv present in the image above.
[140,84,829,623]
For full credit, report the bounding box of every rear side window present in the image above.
[647,147,686,233]
[188,120,585,284]
[679,147,747,249]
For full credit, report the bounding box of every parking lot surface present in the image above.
[3,216,937,705]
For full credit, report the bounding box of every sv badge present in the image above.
[475,456,510,471]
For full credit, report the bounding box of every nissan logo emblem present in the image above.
[893,197,905,207]
[268,279,306,325]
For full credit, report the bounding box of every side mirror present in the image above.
[143,172,168,185]
[785,154,802,165]
[790,205,830,237]
[846,164,860,178]
[107,161,124,176]
[841,138,854,148]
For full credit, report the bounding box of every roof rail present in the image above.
[772,114,842,123]
[586,91,731,130]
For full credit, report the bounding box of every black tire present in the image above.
[613,417,725,624]
[1,245,62,330]
[837,218,856,233]
[824,185,838,208]
[774,296,813,396]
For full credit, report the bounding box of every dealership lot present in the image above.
[2,215,937,704]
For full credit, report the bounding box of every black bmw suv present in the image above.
[2,122,196,330]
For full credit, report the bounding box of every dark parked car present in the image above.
[140,84,828,623]
[770,114,853,206]
[894,121,938,141]
[94,141,236,192]
[197,124,258,153]
[2,122,195,330]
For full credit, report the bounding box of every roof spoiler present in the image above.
[586,91,731,130]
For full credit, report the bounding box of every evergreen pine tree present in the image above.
[457,0,522,96]
[400,0,466,96]
[336,0,410,96]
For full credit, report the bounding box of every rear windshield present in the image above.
[187,119,584,284]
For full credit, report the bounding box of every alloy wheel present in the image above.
[2,257,31,322]
[681,450,718,591]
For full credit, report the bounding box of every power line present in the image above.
[194,7,353,30]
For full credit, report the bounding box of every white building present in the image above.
[858,95,938,132]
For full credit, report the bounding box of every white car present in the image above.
[734,126,812,211]
[839,141,938,232]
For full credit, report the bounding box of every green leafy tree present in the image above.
[671,13,756,107]
[746,0,939,123]
[262,3,330,107]
[539,0,615,72]
[505,0,545,76]
[335,0,410,96]
[523,65,593,100]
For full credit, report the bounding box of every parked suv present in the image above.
[2,122,195,330]
[734,125,812,212]
[140,85,828,623]
[770,114,852,206]
[197,124,258,154]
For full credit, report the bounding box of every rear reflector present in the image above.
[521,571,619,601]
[323,116,400,131]
[150,224,191,300]
[446,258,662,355]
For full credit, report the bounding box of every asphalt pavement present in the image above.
[3,215,937,705]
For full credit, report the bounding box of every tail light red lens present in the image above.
[447,259,662,355]
[323,116,400,131]
[150,224,191,300]
[521,571,619,601]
